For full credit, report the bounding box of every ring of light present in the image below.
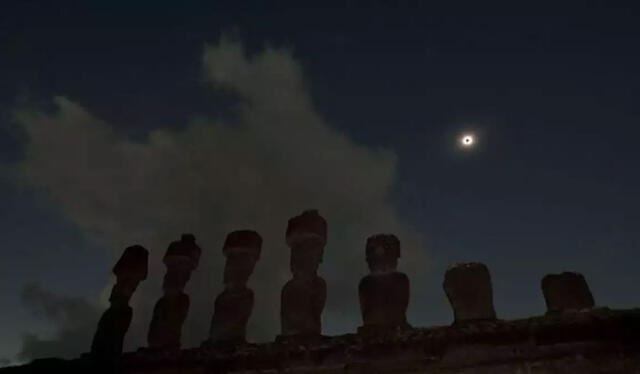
[460,134,475,147]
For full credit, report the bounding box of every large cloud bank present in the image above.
[14,37,427,360]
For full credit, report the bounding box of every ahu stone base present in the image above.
[5,308,640,374]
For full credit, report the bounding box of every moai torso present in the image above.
[92,304,133,362]
[358,234,410,334]
[209,230,262,345]
[211,288,254,344]
[542,272,594,313]
[91,245,148,364]
[147,234,201,350]
[281,275,327,336]
[359,272,410,328]
[147,293,190,350]
[280,210,328,338]
[444,262,497,324]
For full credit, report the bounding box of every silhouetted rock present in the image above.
[90,245,148,366]
[147,234,201,350]
[208,230,262,346]
[280,210,327,338]
[542,272,595,313]
[444,262,497,323]
[11,307,640,373]
[358,234,410,335]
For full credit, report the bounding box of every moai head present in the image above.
[366,234,400,274]
[162,234,202,296]
[223,230,262,289]
[286,210,327,279]
[111,245,149,306]
[443,262,496,323]
[541,272,595,313]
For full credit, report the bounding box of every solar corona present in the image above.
[460,134,475,148]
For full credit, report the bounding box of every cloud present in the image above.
[18,283,101,361]
[13,36,427,360]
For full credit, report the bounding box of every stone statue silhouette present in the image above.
[91,245,148,366]
[147,234,201,350]
[280,210,327,341]
[358,234,410,335]
[208,230,262,346]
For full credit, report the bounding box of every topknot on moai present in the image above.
[541,272,595,313]
[280,210,328,340]
[444,262,497,324]
[359,234,410,335]
[164,234,202,273]
[208,230,263,346]
[223,230,262,259]
[286,209,328,248]
[221,230,262,292]
[91,245,148,364]
[148,234,202,351]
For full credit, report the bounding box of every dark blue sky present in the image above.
[1,1,640,363]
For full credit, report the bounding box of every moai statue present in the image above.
[443,262,497,324]
[208,230,262,345]
[91,245,148,364]
[541,272,595,313]
[358,234,410,334]
[147,234,201,350]
[280,210,327,340]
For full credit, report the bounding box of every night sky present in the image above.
[1,1,640,366]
